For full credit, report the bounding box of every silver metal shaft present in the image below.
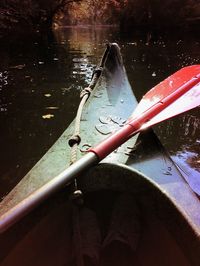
[0,152,98,233]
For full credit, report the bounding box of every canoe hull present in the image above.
[0,43,200,265]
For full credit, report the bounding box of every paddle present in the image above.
[0,65,200,233]
[90,65,200,159]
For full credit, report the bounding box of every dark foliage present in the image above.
[0,0,199,39]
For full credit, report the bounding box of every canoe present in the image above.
[0,43,200,266]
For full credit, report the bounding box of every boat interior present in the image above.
[0,164,199,266]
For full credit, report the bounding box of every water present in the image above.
[0,26,200,198]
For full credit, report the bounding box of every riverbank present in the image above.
[0,0,200,43]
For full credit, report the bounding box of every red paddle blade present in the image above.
[141,81,200,129]
[131,65,200,119]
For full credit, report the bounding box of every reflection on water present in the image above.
[0,26,199,198]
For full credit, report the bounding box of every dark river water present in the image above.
[0,26,200,198]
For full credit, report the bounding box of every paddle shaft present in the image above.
[0,152,98,233]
